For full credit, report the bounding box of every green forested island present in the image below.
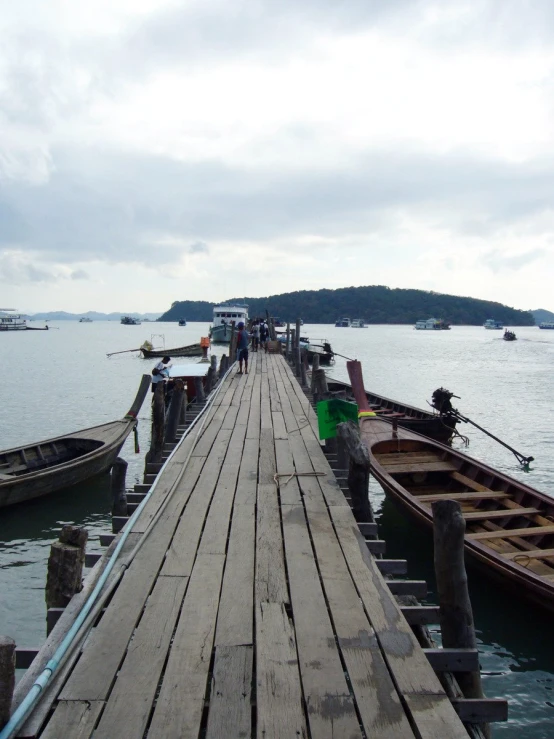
[159,286,534,325]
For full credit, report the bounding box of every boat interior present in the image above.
[0,438,103,479]
[372,438,554,581]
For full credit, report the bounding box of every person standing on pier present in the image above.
[251,321,260,352]
[236,322,249,374]
[151,355,171,392]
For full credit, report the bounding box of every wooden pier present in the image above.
[12,353,475,738]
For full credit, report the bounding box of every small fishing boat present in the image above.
[140,342,203,358]
[0,376,150,508]
[345,361,554,611]
[318,373,458,443]
[503,329,517,341]
[178,318,187,326]
[121,316,141,325]
[483,318,503,330]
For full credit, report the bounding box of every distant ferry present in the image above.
[209,304,248,343]
[483,319,503,330]
[414,318,451,330]
[79,317,93,323]
[335,318,351,327]
[351,319,367,328]
[0,309,27,331]
[539,322,554,329]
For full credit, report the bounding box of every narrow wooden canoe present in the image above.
[0,375,151,508]
[141,343,202,358]
[322,373,457,443]
[359,415,554,612]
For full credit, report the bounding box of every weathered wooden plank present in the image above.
[461,507,539,521]
[304,508,415,738]
[256,483,289,604]
[416,491,510,503]
[274,438,302,506]
[450,471,493,492]
[256,602,308,739]
[215,505,255,647]
[40,700,104,739]
[281,504,362,738]
[329,505,469,738]
[502,547,554,560]
[148,554,226,738]
[384,461,458,474]
[206,646,253,739]
[467,525,554,540]
[423,648,479,672]
[93,575,188,739]
[451,698,509,723]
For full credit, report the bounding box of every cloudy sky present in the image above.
[1,0,553,314]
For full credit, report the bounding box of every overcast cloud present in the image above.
[1,0,554,313]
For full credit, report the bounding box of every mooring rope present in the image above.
[273,471,327,485]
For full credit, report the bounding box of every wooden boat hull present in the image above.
[359,416,554,612]
[0,375,151,508]
[141,343,202,358]
[325,375,457,443]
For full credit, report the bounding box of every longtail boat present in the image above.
[0,375,151,508]
[140,342,202,358]
[319,372,457,443]
[347,360,554,611]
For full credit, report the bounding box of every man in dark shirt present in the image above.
[236,322,249,374]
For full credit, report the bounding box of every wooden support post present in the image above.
[110,457,128,517]
[295,344,301,378]
[290,329,296,363]
[295,318,301,349]
[210,354,218,378]
[0,636,15,729]
[336,421,374,524]
[45,526,88,615]
[219,354,228,378]
[310,352,320,394]
[194,376,206,403]
[286,323,291,358]
[145,381,165,466]
[301,349,309,387]
[432,499,489,737]
[206,366,215,393]
[164,379,185,445]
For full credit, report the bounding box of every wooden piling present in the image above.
[110,457,128,517]
[290,329,296,363]
[165,379,185,445]
[300,349,308,387]
[337,421,374,523]
[194,376,206,403]
[432,500,489,737]
[45,525,88,613]
[145,382,165,465]
[210,355,218,374]
[219,354,228,378]
[295,318,301,349]
[310,353,320,394]
[286,323,291,358]
[0,636,15,729]
[313,368,329,403]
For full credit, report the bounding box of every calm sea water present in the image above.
[1,321,553,736]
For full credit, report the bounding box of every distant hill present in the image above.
[29,311,163,321]
[531,308,554,325]
[159,287,534,326]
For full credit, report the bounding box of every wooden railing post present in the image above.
[311,353,320,394]
[300,349,308,387]
[286,323,291,358]
[194,376,206,403]
[337,421,374,523]
[0,636,15,729]
[165,379,185,444]
[45,525,88,613]
[432,499,489,738]
[145,382,165,465]
[290,329,296,363]
[111,457,128,517]
[295,318,301,349]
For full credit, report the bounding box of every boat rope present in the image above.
[0,360,237,739]
[274,471,327,486]
[429,387,534,469]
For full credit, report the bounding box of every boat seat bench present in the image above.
[461,507,539,521]
[501,548,554,561]
[467,525,554,540]
[416,491,511,503]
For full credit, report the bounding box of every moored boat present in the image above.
[121,316,141,325]
[0,376,150,508]
[538,322,554,329]
[335,317,351,327]
[79,317,93,323]
[484,318,503,330]
[350,319,367,328]
[318,372,457,443]
[415,317,451,330]
[209,304,248,343]
[140,342,203,358]
[358,413,554,612]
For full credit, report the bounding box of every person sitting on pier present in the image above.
[151,355,171,392]
[236,322,249,374]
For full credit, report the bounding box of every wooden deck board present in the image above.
[40,700,104,739]
[206,645,253,739]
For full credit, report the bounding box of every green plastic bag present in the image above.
[316,399,359,440]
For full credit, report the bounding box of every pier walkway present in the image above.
[28,353,468,738]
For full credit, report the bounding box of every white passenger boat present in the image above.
[483,318,503,330]
[350,319,367,328]
[209,304,249,343]
[538,322,554,329]
[414,317,451,330]
[0,309,27,331]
